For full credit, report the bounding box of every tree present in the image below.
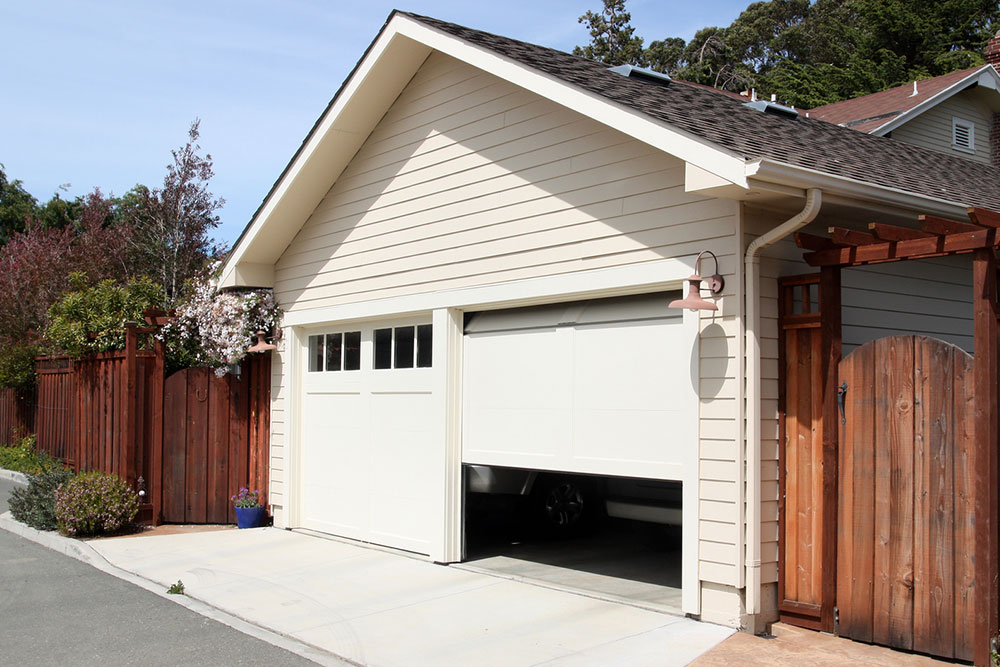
[572,0,647,66]
[121,119,224,305]
[572,0,1000,107]
[0,165,38,246]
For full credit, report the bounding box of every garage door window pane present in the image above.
[417,324,432,368]
[308,335,323,372]
[344,331,361,371]
[374,328,392,369]
[325,333,342,371]
[394,326,415,368]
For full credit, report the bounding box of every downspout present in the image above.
[744,187,822,616]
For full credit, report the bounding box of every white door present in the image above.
[300,318,437,555]
[462,292,698,481]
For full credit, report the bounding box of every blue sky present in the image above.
[1,1,751,247]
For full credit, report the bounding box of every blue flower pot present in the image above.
[235,506,266,529]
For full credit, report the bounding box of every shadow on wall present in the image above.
[274,52,737,307]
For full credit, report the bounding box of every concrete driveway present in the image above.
[87,527,733,666]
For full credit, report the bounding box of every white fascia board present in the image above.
[746,158,972,219]
[391,17,749,187]
[220,27,431,289]
[870,65,998,136]
[282,256,693,328]
[222,13,748,289]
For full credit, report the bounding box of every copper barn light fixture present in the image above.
[669,250,725,311]
[247,330,277,353]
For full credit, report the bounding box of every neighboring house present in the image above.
[808,32,1000,168]
[219,11,1000,661]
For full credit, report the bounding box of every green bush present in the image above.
[0,343,38,392]
[0,433,62,474]
[45,275,165,357]
[54,471,139,536]
[9,467,75,531]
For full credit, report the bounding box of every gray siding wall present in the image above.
[891,91,993,165]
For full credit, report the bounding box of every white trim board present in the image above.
[281,256,700,328]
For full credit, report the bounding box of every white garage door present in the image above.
[462,292,697,481]
[300,319,437,555]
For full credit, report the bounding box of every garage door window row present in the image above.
[308,331,361,372]
[375,324,432,369]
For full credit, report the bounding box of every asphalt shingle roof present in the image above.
[403,12,1000,212]
[807,66,986,133]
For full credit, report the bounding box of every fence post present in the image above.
[123,323,137,488]
[150,338,165,525]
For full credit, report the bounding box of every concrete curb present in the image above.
[0,512,349,666]
[0,468,29,485]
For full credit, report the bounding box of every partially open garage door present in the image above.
[462,292,700,613]
[462,292,697,480]
[300,319,437,555]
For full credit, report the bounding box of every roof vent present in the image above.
[742,99,799,119]
[608,64,672,86]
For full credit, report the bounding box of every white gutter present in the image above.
[746,159,968,221]
[744,187,823,616]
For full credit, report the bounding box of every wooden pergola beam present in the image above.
[868,222,935,241]
[829,226,877,246]
[919,214,985,235]
[804,228,993,267]
[796,232,838,251]
[968,206,1000,229]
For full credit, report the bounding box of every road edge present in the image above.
[0,508,352,666]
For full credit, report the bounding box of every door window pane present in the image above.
[325,333,342,371]
[394,326,415,368]
[308,335,323,372]
[344,331,361,370]
[374,328,392,369]
[417,324,433,368]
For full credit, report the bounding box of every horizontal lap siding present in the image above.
[891,92,993,166]
[274,53,735,309]
[269,349,285,525]
[273,52,740,583]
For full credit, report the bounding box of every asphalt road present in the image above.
[0,477,320,666]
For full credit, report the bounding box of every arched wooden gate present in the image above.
[778,206,1000,665]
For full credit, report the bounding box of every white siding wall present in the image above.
[746,206,974,620]
[268,52,743,595]
[891,91,993,165]
[268,349,285,524]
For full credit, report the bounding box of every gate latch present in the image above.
[837,382,848,424]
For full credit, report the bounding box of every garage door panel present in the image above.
[463,407,570,463]
[463,293,695,481]
[573,322,680,411]
[299,319,437,556]
[574,408,694,479]
[465,329,572,410]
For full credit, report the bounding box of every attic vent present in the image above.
[952,117,975,153]
[743,99,799,119]
[608,64,672,86]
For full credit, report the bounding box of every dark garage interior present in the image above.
[460,464,684,612]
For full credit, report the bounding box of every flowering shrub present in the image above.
[231,487,261,508]
[54,471,139,536]
[161,264,280,376]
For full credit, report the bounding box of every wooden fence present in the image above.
[0,388,33,445]
[0,324,270,525]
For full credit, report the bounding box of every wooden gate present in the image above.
[161,355,270,524]
[838,336,975,662]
